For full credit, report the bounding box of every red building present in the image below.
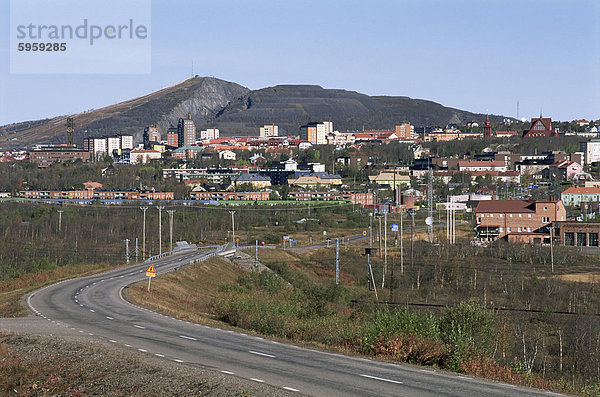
[522,116,557,138]
[482,115,492,138]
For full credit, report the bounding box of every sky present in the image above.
[1,0,599,126]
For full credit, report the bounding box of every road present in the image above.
[22,246,561,397]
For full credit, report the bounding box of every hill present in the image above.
[0,77,509,148]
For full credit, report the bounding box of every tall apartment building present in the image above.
[395,123,414,139]
[177,113,196,147]
[144,125,161,143]
[260,124,279,137]
[83,135,133,159]
[200,128,219,141]
[300,121,332,145]
[166,127,179,147]
[580,139,600,164]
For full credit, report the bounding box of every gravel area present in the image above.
[0,320,297,396]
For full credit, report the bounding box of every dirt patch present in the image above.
[0,333,294,396]
[557,272,600,283]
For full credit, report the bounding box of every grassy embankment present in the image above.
[127,245,600,396]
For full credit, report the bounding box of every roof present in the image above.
[475,200,538,213]
[458,160,505,167]
[232,173,271,182]
[561,187,600,194]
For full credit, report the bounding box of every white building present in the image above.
[200,128,219,141]
[580,139,600,164]
[119,135,134,150]
[260,124,278,137]
[218,150,236,160]
[130,149,162,164]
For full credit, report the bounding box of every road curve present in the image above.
[25,247,561,397]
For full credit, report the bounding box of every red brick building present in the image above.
[522,117,557,138]
[475,199,566,244]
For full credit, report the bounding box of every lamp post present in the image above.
[167,209,176,253]
[157,206,164,254]
[140,206,148,259]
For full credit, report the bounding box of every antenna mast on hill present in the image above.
[191,60,194,77]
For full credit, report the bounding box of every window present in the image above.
[527,227,531,232]
[500,214,504,218]
[542,217,550,223]
[477,217,481,224]
[518,214,522,218]
[589,233,599,247]
[577,232,587,246]
[509,214,513,218]
[490,214,494,217]
[518,227,522,232]
[565,232,574,246]
[528,214,532,218]
[507,227,511,232]
[499,227,504,232]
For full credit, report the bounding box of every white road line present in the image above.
[88,333,94,336]
[89,309,95,312]
[79,304,84,307]
[133,325,145,329]
[138,348,147,352]
[283,386,300,392]
[249,350,276,358]
[221,370,235,375]
[250,378,264,383]
[179,335,197,341]
[125,344,132,347]
[105,316,113,320]
[155,353,165,357]
[359,374,403,385]
[109,340,117,343]
[173,359,184,363]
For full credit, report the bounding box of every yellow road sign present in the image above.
[362,230,367,236]
[146,264,156,278]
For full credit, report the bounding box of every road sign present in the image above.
[391,223,399,232]
[146,264,156,278]
[362,230,367,236]
[425,217,433,226]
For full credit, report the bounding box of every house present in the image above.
[130,149,161,164]
[474,199,566,244]
[522,116,557,138]
[541,161,583,181]
[368,170,411,188]
[83,181,103,190]
[218,150,236,161]
[287,173,342,189]
[458,160,507,172]
[560,187,600,207]
[230,173,272,190]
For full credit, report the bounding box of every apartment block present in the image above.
[260,124,279,137]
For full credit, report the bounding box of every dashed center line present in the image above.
[249,350,276,358]
[105,316,113,320]
[133,325,145,329]
[89,309,95,313]
[138,348,147,352]
[155,353,165,357]
[359,374,403,385]
[283,386,300,392]
[109,340,117,343]
[250,378,264,383]
[179,335,197,341]
[173,359,184,363]
[221,370,235,375]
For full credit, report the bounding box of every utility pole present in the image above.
[57,210,64,232]
[135,238,138,262]
[157,206,164,254]
[229,211,236,245]
[550,224,554,273]
[167,209,176,252]
[255,240,258,270]
[140,206,148,259]
[428,166,433,243]
[369,212,373,248]
[335,238,339,285]
[378,215,382,256]
[124,238,130,264]
[410,208,415,267]
[400,210,404,274]
[367,250,378,301]
[382,211,387,288]
[308,200,311,217]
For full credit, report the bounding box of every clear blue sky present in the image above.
[1,0,599,125]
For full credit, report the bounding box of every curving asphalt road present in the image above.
[23,246,562,397]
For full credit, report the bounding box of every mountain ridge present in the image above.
[0,77,509,148]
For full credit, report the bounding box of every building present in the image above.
[458,160,507,172]
[287,173,342,189]
[171,145,203,160]
[260,124,278,137]
[368,170,411,188]
[129,149,162,164]
[190,191,270,201]
[177,113,196,147]
[300,121,332,145]
[83,135,133,158]
[83,137,107,158]
[522,116,557,138]
[218,150,236,161]
[580,139,600,164]
[542,161,583,181]
[560,187,600,207]
[474,199,566,243]
[166,127,178,147]
[144,125,161,147]
[230,173,272,190]
[29,146,90,168]
[200,128,219,141]
[395,123,414,139]
[553,221,600,247]
[482,115,492,138]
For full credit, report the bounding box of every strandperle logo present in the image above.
[10,0,151,74]
[15,19,148,45]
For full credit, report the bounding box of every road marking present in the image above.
[133,325,145,329]
[221,370,235,375]
[173,359,184,363]
[138,348,147,352]
[109,340,117,343]
[359,374,403,385]
[89,309,95,312]
[125,344,132,347]
[79,304,84,307]
[88,333,94,336]
[105,316,113,320]
[283,386,300,392]
[178,335,197,341]
[250,378,264,383]
[249,350,276,358]
[155,353,165,357]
